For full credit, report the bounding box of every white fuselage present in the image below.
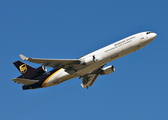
[44,32,157,87]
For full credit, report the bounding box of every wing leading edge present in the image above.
[19,54,81,68]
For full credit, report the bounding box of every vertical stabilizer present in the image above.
[13,60,35,74]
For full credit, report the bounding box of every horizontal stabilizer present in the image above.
[12,78,39,86]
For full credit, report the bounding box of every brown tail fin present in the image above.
[13,60,35,74]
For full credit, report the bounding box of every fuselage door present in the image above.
[140,33,144,43]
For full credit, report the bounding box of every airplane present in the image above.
[12,31,157,90]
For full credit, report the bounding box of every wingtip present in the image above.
[81,83,87,88]
[19,54,28,61]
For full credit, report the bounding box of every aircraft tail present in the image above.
[13,60,47,80]
[13,60,36,74]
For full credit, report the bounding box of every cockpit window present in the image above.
[146,32,152,34]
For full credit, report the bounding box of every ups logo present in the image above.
[19,64,27,74]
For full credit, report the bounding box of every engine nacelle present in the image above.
[100,65,115,75]
[35,66,47,75]
[21,66,47,79]
[81,56,96,65]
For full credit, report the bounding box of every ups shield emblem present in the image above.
[19,64,27,74]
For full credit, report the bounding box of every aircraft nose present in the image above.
[152,33,157,39]
[149,32,157,41]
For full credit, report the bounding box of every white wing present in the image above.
[20,54,81,68]
[81,74,99,89]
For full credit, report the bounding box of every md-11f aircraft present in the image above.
[12,31,157,90]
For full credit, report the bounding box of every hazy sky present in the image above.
[0,0,168,120]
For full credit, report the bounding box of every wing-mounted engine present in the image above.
[81,55,98,65]
[65,55,99,75]
[100,65,115,75]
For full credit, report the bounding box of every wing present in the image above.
[80,65,105,88]
[19,54,81,68]
[12,78,39,86]
[81,74,99,89]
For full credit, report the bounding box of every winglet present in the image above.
[19,54,28,61]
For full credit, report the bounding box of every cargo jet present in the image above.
[12,31,157,90]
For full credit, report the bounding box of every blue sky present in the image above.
[0,0,168,120]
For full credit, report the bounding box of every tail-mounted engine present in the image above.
[13,60,47,79]
[19,65,47,79]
